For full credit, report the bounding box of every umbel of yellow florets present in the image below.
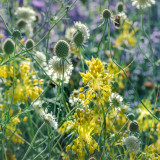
[79,58,112,104]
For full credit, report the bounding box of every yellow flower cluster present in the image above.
[114,20,137,48]
[0,60,43,103]
[59,107,100,160]
[1,105,24,144]
[79,58,112,104]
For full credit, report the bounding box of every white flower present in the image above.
[65,27,76,41]
[42,110,58,129]
[15,7,36,22]
[74,21,90,39]
[35,51,46,67]
[46,56,73,84]
[109,93,123,107]
[122,136,140,153]
[69,89,87,107]
[32,100,58,129]
[132,0,155,9]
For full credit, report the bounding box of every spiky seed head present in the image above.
[17,19,27,30]
[116,2,124,12]
[25,39,35,50]
[73,32,85,46]
[102,9,112,19]
[129,120,139,132]
[127,113,135,121]
[13,30,21,39]
[3,38,15,55]
[54,40,70,58]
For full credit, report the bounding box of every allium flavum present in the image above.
[79,58,112,104]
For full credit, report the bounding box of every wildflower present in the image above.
[42,110,58,129]
[69,89,87,107]
[79,58,112,104]
[109,93,123,108]
[122,136,140,153]
[73,21,90,46]
[25,39,35,50]
[127,113,135,121]
[132,0,155,9]
[16,18,27,30]
[34,51,46,67]
[115,2,126,13]
[65,27,76,41]
[54,40,70,58]
[3,38,15,55]
[47,56,73,84]
[15,7,36,22]
[101,9,112,20]
[114,20,137,48]
[129,120,139,132]
[12,29,21,39]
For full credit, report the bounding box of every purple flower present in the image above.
[31,0,45,10]
[18,0,23,6]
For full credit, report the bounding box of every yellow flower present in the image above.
[79,58,112,104]
[114,20,137,48]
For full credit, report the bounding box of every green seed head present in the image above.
[129,120,139,132]
[73,32,85,46]
[116,2,124,12]
[25,39,35,50]
[102,9,112,19]
[127,113,135,121]
[17,19,27,30]
[3,38,15,55]
[13,30,21,39]
[54,40,70,58]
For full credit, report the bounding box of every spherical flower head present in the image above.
[116,2,125,12]
[54,40,70,58]
[129,120,139,132]
[16,19,27,30]
[109,93,123,107]
[101,9,112,20]
[122,136,140,153]
[15,7,36,22]
[73,32,85,46]
[13,30,21,39]
[3,38,15,55]
[74,21,90,45]
[132,0,155,9]
[47,56,73,84]
[25,39,35,50]
[127,113,135,121]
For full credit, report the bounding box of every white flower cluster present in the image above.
[74,21,90,39]
[69,89,87,107]
[32,100,58,129]
[46,56,73,84]
[122,136,140,153]
[34,51,47,67]
[15,7,36,36]
[132,0,155,9]
[65,27,76,41]
[109,93,123,108]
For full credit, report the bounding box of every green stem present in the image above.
[22,122,45,160]
[107,20,160,122]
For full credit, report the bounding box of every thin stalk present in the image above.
[22,122,45,160]
[107,20,160,122]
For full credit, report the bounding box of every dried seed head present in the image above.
[13,30,21,39]
[73,32,85,46]
[127,113,135,121]
[17,19,27,30]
